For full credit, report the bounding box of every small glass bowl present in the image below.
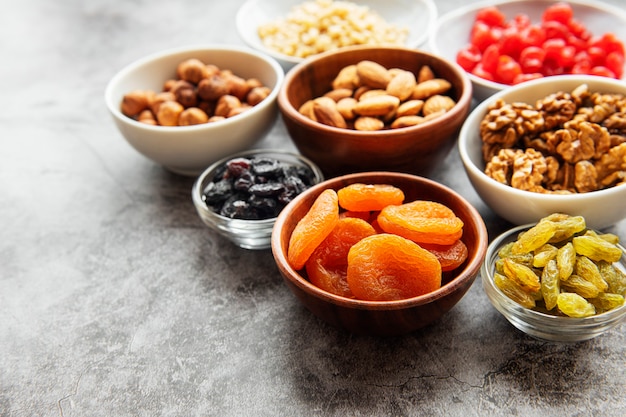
[192,149,324,250]
[481,224,626,342]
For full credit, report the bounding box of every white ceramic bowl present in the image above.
[482,224,626,342]
[429,0,626,103]
[192,149,323,250]
[105,45,284,176]
[459,74,626,230]
[236,0,438,71]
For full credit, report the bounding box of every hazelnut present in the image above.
[156,100,184,126]
[208,115,226,123]
[226,75,251,101]
[137,109,157,125]
[197,100,216,117]
[178,107,209,126]
[121,90,154,117]
[247,86,270,106]
[215,95,241,118]
[149,91,176,114]
[246,78,263,89]
[163,79,177,92]
[197,75,229,101]
[176,58,208,84]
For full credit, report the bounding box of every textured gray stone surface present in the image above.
[1,0,625,416]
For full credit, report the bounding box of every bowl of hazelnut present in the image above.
[270,171,488,336]
[277,45,473,178]
[458,74,626,230]
[104,45,284,176]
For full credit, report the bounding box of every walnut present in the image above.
[574,160,598,193]
[595,142,626,181]
[480,100,543,150]
[511,148,549,192]
[536,91,577,130]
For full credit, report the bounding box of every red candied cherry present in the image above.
[495,55,522,84]
[590,66,616,78]
[471,63,496,82]
[523,24,547,48]
[499,27,525,59]
[519,46,545,73]
[475,6,506,27]
[456,44,482,72]
[541,20,570,40]
[481,44,500,73]
[591,33,625,57]
[513,73,543,84]
[606,52,625,78]
[471,21,502,52]
[542,2,573,24]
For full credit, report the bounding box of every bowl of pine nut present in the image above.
[236,0,438,71]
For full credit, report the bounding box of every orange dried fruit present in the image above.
[420,240,468,272]
[377,200,463,245]
[337,183,405,212]
[305,217,377,298]
[347,233,442,301]
[288,189,339,270]
[340,210,372,222]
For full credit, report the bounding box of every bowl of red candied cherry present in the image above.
[429,0,626,102]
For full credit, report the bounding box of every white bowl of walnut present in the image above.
[236,0,438,71]
[105,45,284,176]
[458,74,626,230]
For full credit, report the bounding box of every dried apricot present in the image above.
[377,200,464,245]
[305,217,376,298]
[346,233,441,301]
[420,240,468,272]
[337,183,405,212]
[287,189,339,270]
[340,210,372,222]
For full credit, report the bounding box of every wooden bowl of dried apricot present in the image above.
[271,172,488,336]
[277,45,473,178]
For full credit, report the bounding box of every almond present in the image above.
[312,97,347,128]
[391,115,426,129]
[324,88,354,102]
[412,79,452,100]
[386,70,416,101]
[354,116,385,131]
[354,94,400,117]
[298,99,317,121]
[336,97,358,120]
[356,60,392,89]
[423,95,456,115]
[396,99,424,117]
[418,65,436,83]
[332,64,359,90]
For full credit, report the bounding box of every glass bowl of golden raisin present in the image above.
[482,214,626,342]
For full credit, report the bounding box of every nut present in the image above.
[197,75,229,101]
[215,95,242,118]
[386,70,416,101]
[156,100,184,126]
[247,86,271,106]
[412,79,452,100]
[423,95,456,116]
[356,60,391,89]
[336,97,358,120]
[332,64,359,90]
[121,90,155,117]
[324,88,354,102]
[354,116,385,131]
[178,107,209,126]
[176,58,208,84]
[391,115,425,129]
[312,97,347,128]
[354,94,400,117]
[396,100,424,117]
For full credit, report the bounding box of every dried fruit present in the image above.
[337,183,405,212]
[288,189,340,270]
[420,240,468,272]
[377,200,464,245]
[346,233,442,301]
[305,217,376,298]
[493,213,626,317]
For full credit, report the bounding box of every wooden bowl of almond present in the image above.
[277,45,473,178]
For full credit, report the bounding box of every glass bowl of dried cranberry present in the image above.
[192,149,324,250]
[482,216,626,342]
[429,0,626,102]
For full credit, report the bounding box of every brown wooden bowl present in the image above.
[270,172,488,336]
[277,46,473,178]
